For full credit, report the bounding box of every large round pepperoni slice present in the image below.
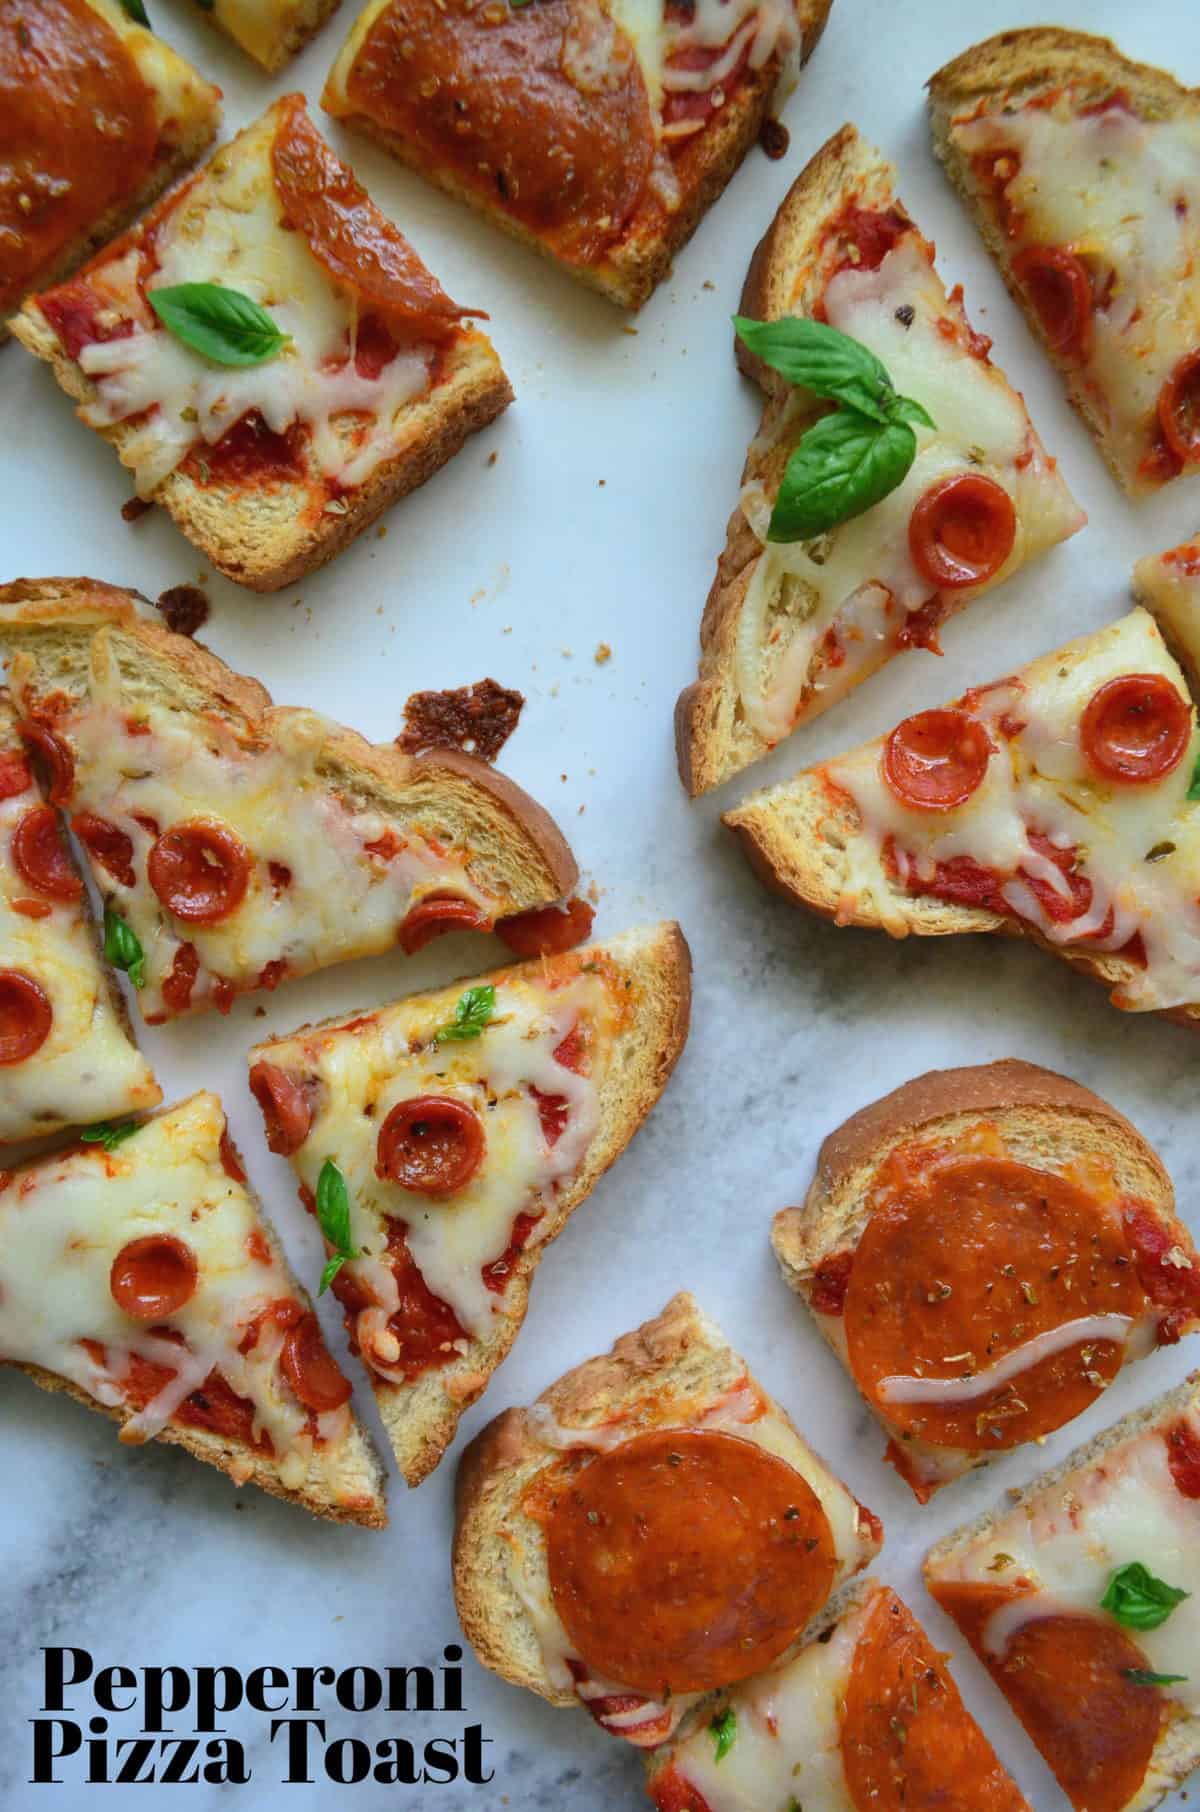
[909,474,1016,590]
[110,1235,199,1320]
[840,1588,1027,1812]
[883,709,993,811]
[148,821,251,924]
[1012,246,1093,357]
[0,969,53,1063]
[280,1311,353,1413]
[1080,674,1191,785]
[18,720,74,805]
[496,897,595,958]
[11,804,82,901]
[72,812,135,888]
[545,1428,836,1699]
[248,1062,313,1156]
[843,1147,1145,1451]
[397,894,488,954]
[376,1096,484,1195]
[1158,348,1200,467]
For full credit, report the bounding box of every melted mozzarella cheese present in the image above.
[951,100,1200,485]
[0,1092,353,1492]
[87,0,220,147]
[734,234,1083,741]
[824,608,1200,1012]
[71,111,430,496]
[930,1399,1200,1710]
[0,715,158,1142]
[200,0,301,70]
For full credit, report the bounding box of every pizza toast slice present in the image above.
[772,1060,1199,1503]
[1135,533,1200,625]
[0,688,160,1144]
[453,1291,882,1746]
[676,124,1084,796]
[928,29,1200,495]
[0,1090,388,1526]
[1,0,220,337]
[321,0,832,312]
[0,578,578,1023]
[724,595,1200,1023]
[189,0,342,72]
[644,1578,1030,1812]
[12,96,512,591]
[247,922,691,1485]
[926,1373,1200,1812]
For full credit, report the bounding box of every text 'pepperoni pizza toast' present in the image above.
[0,578,578,1025]
[12,96,512,591]
[725,590,1200,1023]
[189,0,342,73]
[322,0,832,311]
[773,1061,1199,1502]
[676,124,1083,796]
[926,1374,1200,1812]
[0,1091,388,1526]
[0,0,220,338]
[0,689,160,1145]
[248,922,691,1485]
[453,1292,881,1747]
[644,1578,1031,1812]
[929,29,1200,496]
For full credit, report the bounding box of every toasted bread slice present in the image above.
[772,1059,1197,1501]
[925,1373,1200,1812]
[453,1291,881,1744]
[189,0,343,72]
[249,923,691,1485]
[0,0,220,339]
[726,600,1200,1023]
[645,1578,1031,1811]
[0,578,577,1022]
[676,124,1083,796]
[12,98,512,591]
[322,0,832,312]
[0,1091,388,1526]
[928,29,1200,496]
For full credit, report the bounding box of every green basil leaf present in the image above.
[319,1254,347,1295]
[149,284,291,368]
[103,907,146,989]
[119,0,151,23]
[1101,1562,1189,1630]
[887,393,937,431]
[315,1159,360,1293]
[1122,1669,1188,1687]
[1188,752,1200,801]
[734,316,895,423]
[769,412,916,543]
[81,1120,141,1151]
[436,983,496,1043]
[710,1706,736,1763]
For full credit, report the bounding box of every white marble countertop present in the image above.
[2,0,1199,1806]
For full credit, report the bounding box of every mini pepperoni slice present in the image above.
[72,812,135,888]
[840,1589,1027,1812]
[110,1235,199,1320]
[11,804,82,901]
[148,821,251,924]
[1158,348,1200,467]
[397,894,489,954]
[18,720,74,805]
[0,969,53,1063]
[496,897,596,958]
[648,1770,712,1812]
[1080,673,1191,785]
[0,750,31,799]
[909,474,1017,590]
[249,1062,313,1156]
[280,1311,353,1413]
[545,1428,836,1698]
[376,1096,485,1195]
[160,941,200,1016]
[883,709,993,811]
[1012,245,1093,357]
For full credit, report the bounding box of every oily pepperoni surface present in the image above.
[1012,245,1093,358]
[148,821,251,924]
[18,720,74,805]
[908,474,1016,590]
[72,812,135,888]
[496,897,595,957]
[883,709,994,811]
[545,1429,836,1698]
[648,1770,713,1812]
[0,0,157,312]
[11,804,81,900]
[1079,674,1192,785]
[109,1235,199,1320]
[280,1312,352,1412]
[270,95,479,341]
[843,1145,1145,1451]
[840,1589,1027,1812]
[0,750,31,798]
[0,969,53,1063]
[1165,1416,1200,1497]
[398,893,489,954]
[160,942,200,1016]
[376,1095,485,1195]
[1158,348,1200,467]
[248,1063,313,1156]
[344,0,655,266]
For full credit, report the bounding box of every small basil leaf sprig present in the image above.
[316,1158,361,1295]
[435,984,496,1043]
[149,283,291,368]
[1101,1561,1189,1630]
[119,0,152,24]
[709,1706,736,1762]
[1187,750,1200,801]
[103,907,145,988]
[733,316,935,543]
[1123,1669,1188,1687]
[81,1120,141,1151]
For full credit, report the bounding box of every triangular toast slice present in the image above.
[0,578,578,1024]
[0,1091,387,1525]
[725,592,1200,1023]
[248,923,691,1484]
[676,123,1084,796]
